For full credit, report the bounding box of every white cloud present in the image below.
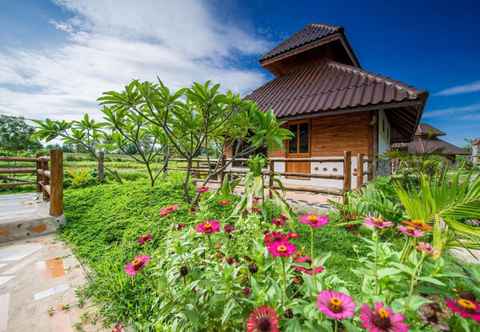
[0,0,271,120]
[435,80,480,96]
[423,103,480,118]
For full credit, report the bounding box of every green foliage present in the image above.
[0,115,41,151]
[65,168,97,189]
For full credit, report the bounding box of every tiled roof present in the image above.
[415,123,446,137]
[247,60,426,118]
[393,137,469,155]
[260,24,342,61]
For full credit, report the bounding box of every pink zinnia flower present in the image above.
[416,242,440,257]
[263,231,288,245]
[317,290,355,320]
[124,255,150,276]
[246,306,280,332]
[271,215,287,227]
[363,216,393,229]
[111,323,125,332]
[218,199,231,206]
[299,213,329,228]
[446,297,480,322]
[197,186,209,193]
[267,240,296,257]
[195,220,220,234]
[360,302,409,332]
[398,225,424,238]
[159,204,178,217]
[137,234,153,245]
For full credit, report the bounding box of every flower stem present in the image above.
[281,258,287,308]
[408,254,426,298]
[310,228,314,260]
[373,230,380,296]
[334,320,338,332]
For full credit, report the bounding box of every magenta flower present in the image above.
[317,290,355,320]
[263,231,288,245]
[294,255,312,264]
[159,204,178,217]
[299,213,329,228]
[247,306,280,332]
[195,220,220,234]
[124,255,150,276]
[267,240,297,257]
[197,186,209,193]
[137,234,153,245]
[446,297,480,322]
[363,216,393,229]
[360,302,409,332]
[416,242,439,257]
[398,225,424,238]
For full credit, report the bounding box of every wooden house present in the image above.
[392,123,468,162]
[228,23,428,191]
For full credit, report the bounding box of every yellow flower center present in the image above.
[458,299,476,311]
[307,215,318,222]
[328,297,343,313]
[378,308,390,319]
[277,244,287,253]
[132,258,143,269]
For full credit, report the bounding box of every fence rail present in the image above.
[167,151,369,199]
[0,150,64,217]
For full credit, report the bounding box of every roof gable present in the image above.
[415,123,446,137]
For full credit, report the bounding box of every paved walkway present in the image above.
[0,234,107,332]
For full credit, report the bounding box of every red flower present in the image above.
[263,231,288,245]
[159,204,178,217]
[287,232,299,239]
[267,240,297,257]
[124,255,150,276]
[294,255,312,264]
[247,306,280,332]
[111,323,125,332]
[446,296,480,322]
[272,214,287,227]
[243,287,252,297]
[195,220,220,234]
[176,223,186,231]
[137,234,153,245]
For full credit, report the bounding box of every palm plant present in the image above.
[394,168,480,256]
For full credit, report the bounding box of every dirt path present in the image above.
[0,234,108,332]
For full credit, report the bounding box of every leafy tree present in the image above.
[0,115,41,151]
[101,107,169,186]
[34,114,122,183]
[99,79,292,203]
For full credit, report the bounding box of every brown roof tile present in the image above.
[393,137,469,155]
[415,123,446,137]
[261,24,341,61]
[247,60,426,118]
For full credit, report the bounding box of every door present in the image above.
[286,121,311,178]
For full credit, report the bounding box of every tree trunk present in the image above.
[183,158,193,203]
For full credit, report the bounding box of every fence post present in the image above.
[356,153,364,189]
[49,149,63,217]
[40,157,49,201]
[97,151,105,182]
[343,151,352,202]
[268,159,274,198]
[36,153,42,193]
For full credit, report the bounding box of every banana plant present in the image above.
[394,169,480,256]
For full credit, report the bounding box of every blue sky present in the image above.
[0,0,479,146]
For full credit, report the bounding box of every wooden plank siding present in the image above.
[268,112,374,161]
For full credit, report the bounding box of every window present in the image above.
[288,122,310,154]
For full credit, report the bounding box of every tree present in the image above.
[34,114,122,183]
[99,79,292,204]
[0,115,42,151]
[101,107,169,186]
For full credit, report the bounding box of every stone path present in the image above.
[0,234,107,332]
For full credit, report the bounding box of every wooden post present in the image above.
[41,158,49,201]
[356,153,364,189]
[343,151,352,202]
[97,151,105,182]
[49,149,63,217]
[36,153,42,193]
[268,159,274,198]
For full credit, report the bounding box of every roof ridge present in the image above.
[326,61,425,97]
[307,23,342,31]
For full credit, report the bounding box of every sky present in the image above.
[0,0,479,146]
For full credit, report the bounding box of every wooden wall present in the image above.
[269,111,374,160]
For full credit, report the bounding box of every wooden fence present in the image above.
[167,151,370,199]
[0,150,64,216]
